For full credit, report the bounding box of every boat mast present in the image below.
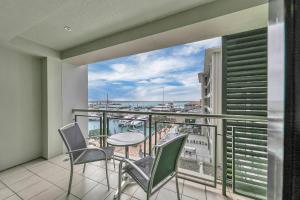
[106,93,108,110]
[162,87,165,105]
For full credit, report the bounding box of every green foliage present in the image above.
[89,129,100,137]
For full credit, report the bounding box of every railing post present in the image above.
[106,117,109,136]
[222,119,227,196]
[149,114,152,156]
[232,126,236,193]
[154,121,158,147]
[99,117,102,147]
[214,125,217,188]
[102,112,107,148]
[143,120,147,157]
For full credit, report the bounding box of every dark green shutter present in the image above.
[222,28,267,200]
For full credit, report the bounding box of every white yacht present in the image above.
[118,114,135,127]
[129,116,147,127]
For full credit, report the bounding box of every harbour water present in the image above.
[88,101,200,136]
[89,119,155,136]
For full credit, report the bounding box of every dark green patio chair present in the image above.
[58,122,115,194]
[117,134,188,200]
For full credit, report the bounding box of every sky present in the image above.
[88,37,221,101]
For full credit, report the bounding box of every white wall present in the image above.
[41,57,63,159]
[0,45,42,171]
[0,46,88,169]
[62,63,88,137]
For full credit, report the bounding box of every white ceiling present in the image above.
[0,0,215,51]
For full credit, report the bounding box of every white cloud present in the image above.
[89,55,197,83]
[110,63,128,73]
[127,84,200,101]
[173,37,221,56]
[89,37,220,101]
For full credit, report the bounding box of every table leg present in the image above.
[125,146,129,158]
[114,146,133,199]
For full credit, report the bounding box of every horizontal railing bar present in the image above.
[72,108,267,122]
[156,121,217,128]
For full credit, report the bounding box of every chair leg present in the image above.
[146,192,150,200]
[82,163,86,173]
[105,159,110,191]
[113,156,116,169]
[68,164,74,195]
[175,175,181,200]
[118,168,122,200]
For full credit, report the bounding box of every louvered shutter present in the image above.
[222,28,267,200]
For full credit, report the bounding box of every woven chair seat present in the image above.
[124,156,154,191]
[74,146,114,164]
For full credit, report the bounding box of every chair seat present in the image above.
[124,156,154,191]
[74,146,114,164]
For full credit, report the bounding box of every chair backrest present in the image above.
[58,123,87,161]
[149,134,188,189]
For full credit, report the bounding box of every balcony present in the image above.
[0,154,249,200]
[0,108,264,200]
[0,0,292,199]
[73,108,266,200]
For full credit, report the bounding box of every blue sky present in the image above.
[88,37,221,101]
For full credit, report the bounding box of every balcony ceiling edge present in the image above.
[61,1,268,65]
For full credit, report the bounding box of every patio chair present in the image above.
[117,134,188,200]
[58,122,115,194]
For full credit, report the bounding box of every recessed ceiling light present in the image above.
[64,26,72,32]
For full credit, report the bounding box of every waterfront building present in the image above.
[198,47,222,168]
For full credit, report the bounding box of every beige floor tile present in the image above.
[182,181,206,200]
[56,193,80,200]
[10,175,42,192]
[206,190,228,200]
[17,180,52,200]
[182,195,196,200]
[205,185,222,194]
[133,187,158,200]
[40,167,70,183]
[55,174,84,191]
[49,155,68,165]
[28,162,58,174]
[105,189,131,200]
[0,166,26,177]
[0,182,5,190]
[0,168,32,186]
[162,178,184,193]
[71,178,97,198]
[5,194,22,200]
[156,188,179,200]
[122,184,139,196]
[107,160,119,173]
[22,159,46,169]
[0,187,14,200]
[82,184,111,200]
[85,167,107,183]
[100,172,119,189]
[30,185,65,200]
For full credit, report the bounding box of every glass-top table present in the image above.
[107,132,146,199]
[107,132,146,159]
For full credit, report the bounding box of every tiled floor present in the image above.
[0,155,248,200]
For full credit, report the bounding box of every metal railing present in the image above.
[72,108,267,197]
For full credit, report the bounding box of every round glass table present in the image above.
[107,132,146,158]
[107,132,146,198]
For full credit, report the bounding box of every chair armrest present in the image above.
[119,158,149,181]
[66,148,88,154]
[67,147,108,159]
